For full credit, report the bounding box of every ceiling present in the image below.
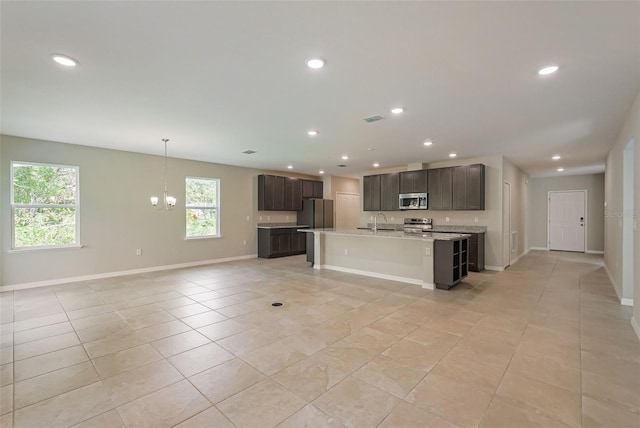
[2,1,639,178]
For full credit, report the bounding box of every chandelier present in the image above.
[150,138,177,209]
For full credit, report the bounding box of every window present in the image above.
[186,177,220,238]
[11,161,80,249]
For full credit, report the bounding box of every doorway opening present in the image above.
[503,182,511,268]
[622,138,635,306]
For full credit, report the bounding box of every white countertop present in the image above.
[302,227,470,241]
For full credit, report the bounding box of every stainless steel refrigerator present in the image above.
[298,199,334,228]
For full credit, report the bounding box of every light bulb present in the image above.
[150,197,159,206]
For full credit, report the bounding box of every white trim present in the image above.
[631,317,640,342]
[484,265,505,272]
[0,254,257,291]
[586,250,604,255]
[621,298,634,307]
[509,249,530,265]
[529,246,549,251]
[319,264,434,290]
[604,262,622,302]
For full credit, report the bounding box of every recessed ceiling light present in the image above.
[373,163,380,168]
[557,167,564,172]
[552,155,561,160]
[391,107,404,114]
[306,58,325,69]
[341,155,349,160]
[319,170,325,175]
[423,140,433,146]
[287,165,293,169]
[449,153,457,158]
[538,65,559,75]
[51,54,78,67]
[307,130,318,136]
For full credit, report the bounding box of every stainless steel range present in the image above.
[403,218,433,234]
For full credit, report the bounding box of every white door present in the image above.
[336,193,361,228]
[503,182,511,268]
[548,191,586,252]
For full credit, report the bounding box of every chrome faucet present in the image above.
[373,212,388,232]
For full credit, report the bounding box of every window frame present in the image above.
[10,160,81,251]
[185,176,220,239]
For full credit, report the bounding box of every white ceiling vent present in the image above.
[336,164,347,168]
[363,115,385,123]
[242,150,256,154]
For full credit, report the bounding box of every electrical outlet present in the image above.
[445,217,450,222]
[243,240,247,245]
[286,215,289,221]
[474,217,479,223]
[267,215,271,220]
[246,216,250,221]
[425,247,431,255]
[390,217,394,221]
[136,249,142,256]
[259,216,263,221]
[344,249,348,255]
[370,216,373,221]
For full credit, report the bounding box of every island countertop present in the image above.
[257,223,309,229]
[302,227,469,241]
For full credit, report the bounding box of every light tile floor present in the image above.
[0,250,639,427]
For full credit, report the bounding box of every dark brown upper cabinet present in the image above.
[363,174,381,211]
[453,164,485,210]
[363,173,399,211]
[284,177,302,211]
[399,170,428,194]
[302,179,323,199]
[380,173,400,211]
[427,167,453,210]
[258,174,285,211]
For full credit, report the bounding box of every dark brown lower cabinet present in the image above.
[434,238,468,290]
[467,233,485,272]
[258,228,307,258]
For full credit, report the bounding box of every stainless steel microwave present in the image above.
[399,193,428,210]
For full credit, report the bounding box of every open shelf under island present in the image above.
[299,228,470,290]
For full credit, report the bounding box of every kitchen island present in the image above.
[300,228,469,290]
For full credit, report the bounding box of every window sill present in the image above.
[9,244,84,254]
[185,235,222,241]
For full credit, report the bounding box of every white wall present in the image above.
[604,89,640,332]
[0,135,317,287]
[528,174,605,252]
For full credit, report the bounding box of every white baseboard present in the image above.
[485,266,505,272]
[604,263,623,303]
[621,298,634,307]
[586,250,605,255]
[319,264,433,290]
[632,317,640,342]
[529,246,549,251]
[509,249,530,265]
[0,254,258,292]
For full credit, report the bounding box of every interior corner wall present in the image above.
[605,89,640,326]
[330,176,359,201]
[0,135,302,287]
[528,174,605,252]
[502,158,529,259]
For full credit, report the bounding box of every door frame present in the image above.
[503,181,511,268]
[547,189,587,252]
